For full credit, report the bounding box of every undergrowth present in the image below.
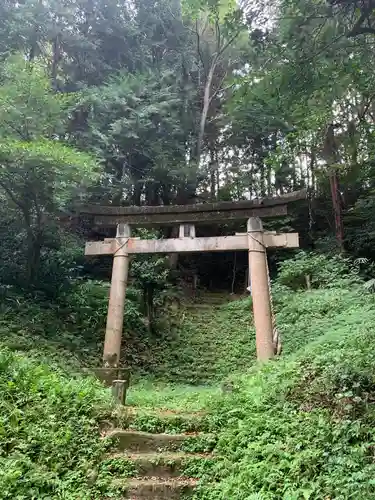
[126,380,220,412]
[0,281,148,374]
[0,269,361,386]
[194,290,375,499]
[0,349,127,499]
[2,252,375,499]
[146,285,365,384]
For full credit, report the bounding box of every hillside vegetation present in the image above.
[1,253,375,498]
[195,287,375,499]
[3,0,375,497]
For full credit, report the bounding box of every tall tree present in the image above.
[0,56,98,283]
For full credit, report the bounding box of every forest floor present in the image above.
[2,284,375,498]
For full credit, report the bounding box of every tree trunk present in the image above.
[244,266,249,294]
[133,180,142,205]
[260,160,266,197]
[143,286,154,332]
[168,226,179,269]
[209,146,217,200]
[160,184,171,206]
[26,229,42,285]
[305,274,312,290]
[329,171,344,251]
[145,181,158,205]
[196,57,217,167]
[51,35,61,90]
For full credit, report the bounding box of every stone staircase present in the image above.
[101,406,216,499]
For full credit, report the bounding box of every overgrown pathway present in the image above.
[101,394,217,499]
[148,293,255,384]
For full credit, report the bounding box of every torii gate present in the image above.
[82,190,305,390]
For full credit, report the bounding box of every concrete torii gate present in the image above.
[82,190,305,389]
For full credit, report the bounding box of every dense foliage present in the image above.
[1,257,374,498]
[195,286,375,499]
[0,0,375,295]
[1,0,375,288]
[2,0,375,498]
[0,350,117,499]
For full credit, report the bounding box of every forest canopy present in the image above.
[0,0,375,290]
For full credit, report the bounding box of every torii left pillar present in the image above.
[103,223,131,368]
[91,223,131,404]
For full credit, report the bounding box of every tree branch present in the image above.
[358,93,375,122]
[3,119,29,141]
[0,179,25,211]
[215,18,221,54]
[209,69,230,104]
[217,29,242,58]
[347,9,374,38]
[348,25,375,37]
[196,19,206,71]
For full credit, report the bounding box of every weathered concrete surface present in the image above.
[79,189,306,226]
[247,217,274,361]
[123,477,197,499]
[109,451,208,478]
[93,205,288,226]
[80,189,306,215]
[91,367,130,386]
[102,223,131,369]
[102,404,215,500]
[85,232,299,256]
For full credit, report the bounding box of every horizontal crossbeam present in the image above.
[79,189,306,227]
[85,232,299,256]
[92,206,287,226]
[80,189,305,216]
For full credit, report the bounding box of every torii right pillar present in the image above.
[247,217,274,361]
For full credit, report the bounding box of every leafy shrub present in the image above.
[195,290,375,499]
[130,231,171,325]
[37,230,87,297]
[275,287,363,354]
[142,283,364,384]
[276,251,360,290]
[0,349,120,499]
[60,280,149,366]
[0,280,147,372]
[0,214,88,298]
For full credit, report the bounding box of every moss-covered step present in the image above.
[105,429,198,452]
[107,451,213,478]
[124,477,197,499]
[100,406,209,435]
[125,407,210,434]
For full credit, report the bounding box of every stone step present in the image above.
[100,407,206,436]
[193,294,232,303]
[124,477,197,499]
[125,406,208,433]
[184,302,220,308]
[125,406,206,419]
[108,451,209,478]
[106,429,198,452]
[184,301,227,310]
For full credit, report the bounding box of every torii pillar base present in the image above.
[84,367,131,405]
